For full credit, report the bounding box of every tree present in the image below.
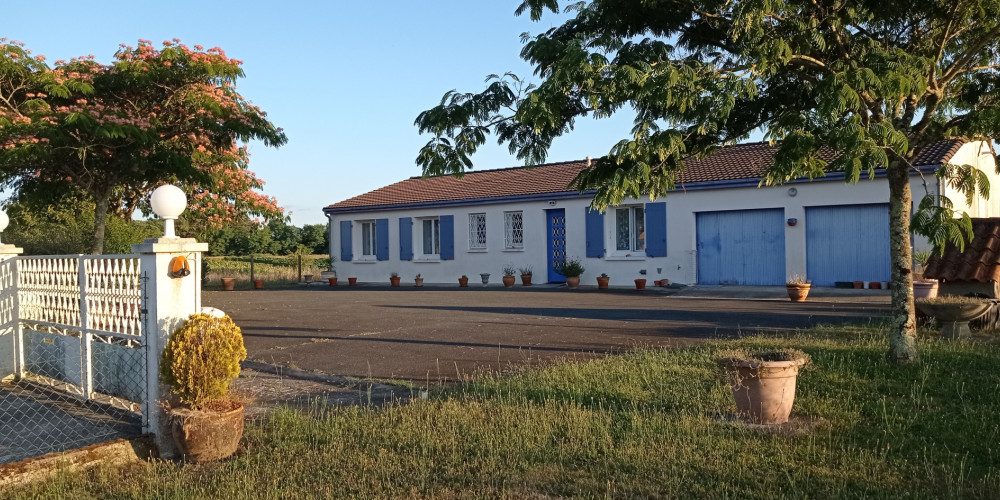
[415,0,1000,363]
[0,38,286,253]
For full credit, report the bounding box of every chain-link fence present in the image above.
[0,256,147,465]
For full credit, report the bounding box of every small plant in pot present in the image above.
[414,273,423,287]
[502,264,517,287]
[557,258,585,289]
[596,273,610,289]
[786,275,811,302]
[717,348,811,425]
[912,249,938,299]
[390,272,401,287]
[518,266,533,286]
[458,274,469,287]
[160,313,248,462]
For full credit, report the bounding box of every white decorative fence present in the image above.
[0,255,148,464]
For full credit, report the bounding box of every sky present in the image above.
[2,1,640,225]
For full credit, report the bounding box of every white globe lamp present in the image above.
[0,208,8,244]
[150,185,187,238]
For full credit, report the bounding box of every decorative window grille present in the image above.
[615,206,645,252]
[504,211,524,249]
[469,213,487,249]
[421,217,441,256]
[361,221,376,256]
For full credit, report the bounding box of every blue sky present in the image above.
[3,1,639,225]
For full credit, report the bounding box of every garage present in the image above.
[696,208,786,285]
[805,204,891,286]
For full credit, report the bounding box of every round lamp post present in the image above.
[0,208,8,244]
[150,185,187,238]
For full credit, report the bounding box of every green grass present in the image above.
[7,325,1000,498]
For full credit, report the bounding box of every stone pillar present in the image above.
[133,237,208,459]
[0,244,22,382]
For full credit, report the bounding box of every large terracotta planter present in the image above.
[634,279,646,290]
[916,300,992,339]
[720,358,806,425]
[390,276,401,287]
[566,276,580,289]
[348,277,358,286]
[913,280,939,299]
[459,277,469,287]
[502,276,516,287]
[221,278,236,291]
[596,276,610,289]
[169,402,245,463]
[786,283,811,302]
[252,279,263,290]
[520,274,532,286]
[328,277,338,286]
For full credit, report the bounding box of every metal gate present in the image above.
[0,255,147,464]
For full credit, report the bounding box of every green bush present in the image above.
[160,313,247,409]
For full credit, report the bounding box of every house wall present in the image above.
[326,174,939,287]
[941,141,1000,218]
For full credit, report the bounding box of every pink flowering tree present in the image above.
[0,38,286,253]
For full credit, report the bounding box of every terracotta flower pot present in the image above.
[390,276,401,287]
[520,274,532,286]
[502,275,516,287]
[221,278,236,291]
[253,279,263,289]
[913,280,939,299]
[414,278,424,287]
[458,277,469,287]
[328,277,338,286]
[348,277,358,286]
[169,402,245,463]
[786,283,811,302]
[634,279,646,290]
[720,358,807,425]
[596,276,610,289]
[566,276,580,289]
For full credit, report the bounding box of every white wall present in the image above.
[941,141,1000,218]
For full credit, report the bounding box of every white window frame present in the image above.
[358,220,377,261]
[504,211,524,250]
[613,206,646,255]
[468,213,487,251]
[417,216,441,260]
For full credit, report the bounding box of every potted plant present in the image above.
[390,272,401,287]
[221,278,236,291]
[328,275,338,286]
[458,275,469,287]
[502,265,517,287]
[160,313,248,462]
[916,296,992,339]
[414,273,424,287]
[348,277,358,286]
[253,279,264,289]
[480,272,491,286]
[786,275,811,302]
[557,258,585,289]
[717,348,811,425]
[596,273,610,289]
[519,266,533,286]
[634,278,647,290]
[912,250,938,299]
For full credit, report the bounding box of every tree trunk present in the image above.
[90,186,113,255]
[886,163,919,364]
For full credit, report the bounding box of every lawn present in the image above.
[203,254,330,290]
[6,324,1000,499]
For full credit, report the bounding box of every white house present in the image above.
[324,140,999,287]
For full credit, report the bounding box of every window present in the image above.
[504,211,524,249]
[420,217,441,257]
[469,213,487,250]
[615,206,645,252]
[360,220,376,258]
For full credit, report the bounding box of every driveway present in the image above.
[205,286,889,383]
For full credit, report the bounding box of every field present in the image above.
[203,255,331,290]
[6,324,1000,498]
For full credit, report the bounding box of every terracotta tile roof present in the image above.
[924,218,1000,283]
[326,140,966,210]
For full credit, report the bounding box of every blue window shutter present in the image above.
[339,220,353,262]
[440,215,455,260]
[399,217,413,261]
[375,218,389,261]
[646,202,667,257]
[585,207,605,258]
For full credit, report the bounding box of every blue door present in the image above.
[806,204,890,286]
[696,208,786,285]
[546,209,566,283]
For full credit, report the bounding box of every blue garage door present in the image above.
[696,208,786,285]
[806,204,890,286]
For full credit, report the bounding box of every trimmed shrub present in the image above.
[160,313,247,409]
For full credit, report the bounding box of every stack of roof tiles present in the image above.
[923,218,1000,283]
[327,140,965,210]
